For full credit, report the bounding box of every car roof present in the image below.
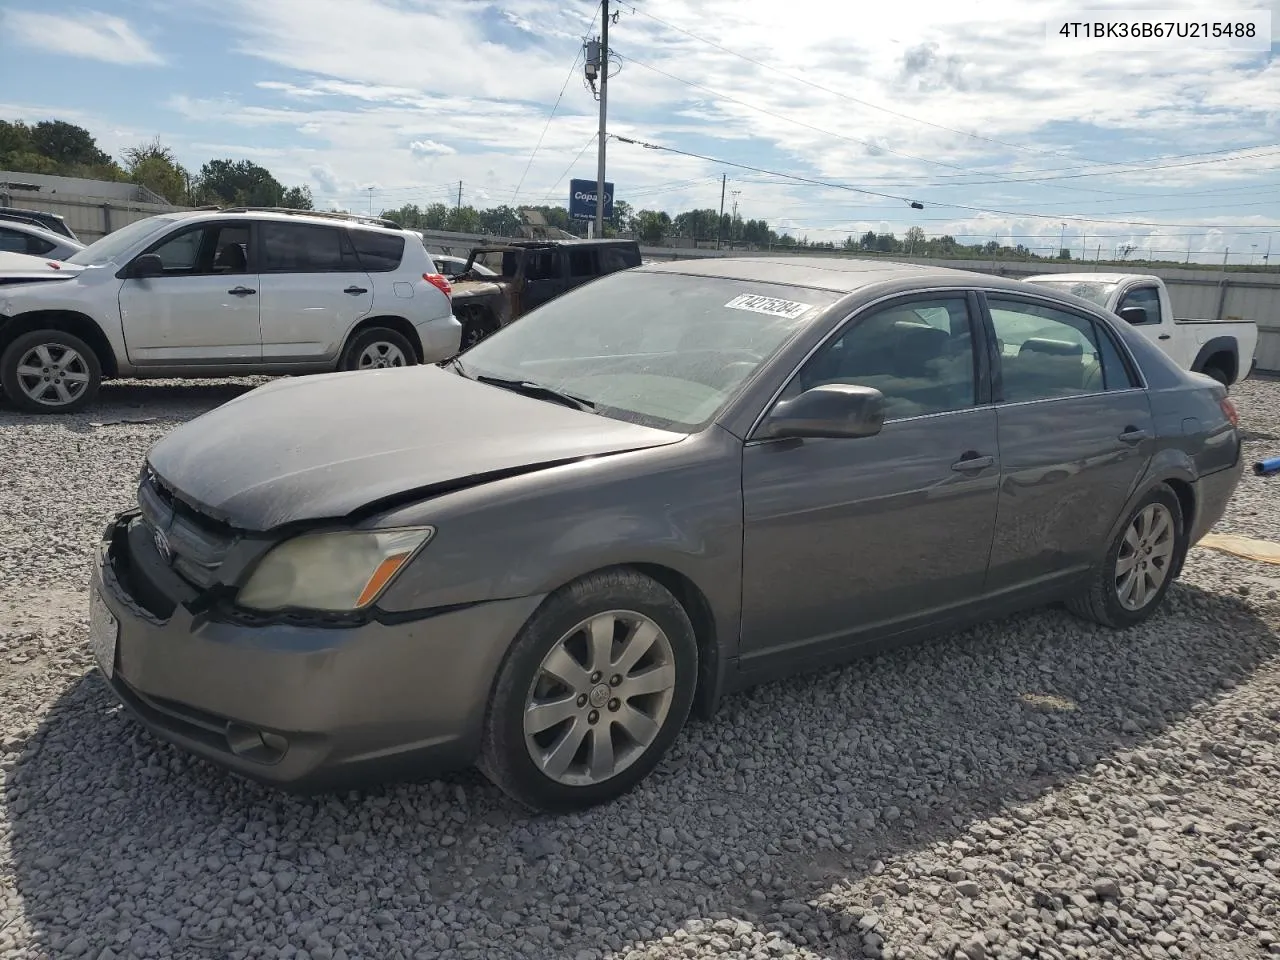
[170,208,411,236]
[0,219,83,246]
[636,256,1044,295]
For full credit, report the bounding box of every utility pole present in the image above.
[717,174,726,250]
[731,190,741,222]
[457,181,462,212]
[1059,222,1066,258]
[367,186,374,214]
[594,0,610,239]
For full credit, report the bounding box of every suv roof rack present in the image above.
[218,206,404,230]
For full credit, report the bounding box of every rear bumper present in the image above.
[1188,456,1245,546]
[92,513,543,791]
[416,315,462,362]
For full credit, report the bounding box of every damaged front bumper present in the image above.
[89,511,543,790]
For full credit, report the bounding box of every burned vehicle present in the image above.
[448,239,640,348]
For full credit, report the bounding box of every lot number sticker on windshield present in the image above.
[724,294,815,320]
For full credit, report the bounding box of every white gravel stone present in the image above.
[2,374,1280,960]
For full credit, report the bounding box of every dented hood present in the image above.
[145,365,684,531]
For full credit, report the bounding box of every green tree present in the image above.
[122,139,189,204]
[904,225,926,254]
[280,185,313,210]
[30,120,112,170]
[0,120,33,161]
[196,158,285,206]
[479,204,523,236]
[610,199,634,233]
[634,209,670,244]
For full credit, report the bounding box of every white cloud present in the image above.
[3,9,164,65]
[409,139,457,158]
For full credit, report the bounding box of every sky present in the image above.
[2,0,1280,264]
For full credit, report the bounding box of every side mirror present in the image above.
[1118,306,1148,325]
[130,254,164,279]
[759,383,885,440]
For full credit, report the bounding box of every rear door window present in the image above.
[261,222,361,273]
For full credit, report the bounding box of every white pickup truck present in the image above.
[1023,272,1257,387]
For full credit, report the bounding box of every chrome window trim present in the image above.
[745,284,1152,442]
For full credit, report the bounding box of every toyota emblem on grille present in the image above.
[153,526,173,564]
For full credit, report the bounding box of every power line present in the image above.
[616,52,1148,197]
[610,135,1280,230]
[613,135,922,206]
[511,0,603,203]
[542,133,599,204]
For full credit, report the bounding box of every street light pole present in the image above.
[1059,222,1066,258]
[594,0,609,239]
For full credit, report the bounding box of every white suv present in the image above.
[0,208,461,412]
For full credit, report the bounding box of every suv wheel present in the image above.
[0,329,102,413]
[479,569,698,812]
[340,327,417,372]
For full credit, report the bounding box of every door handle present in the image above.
[343,285,369,295]
[1118,427,1149,443]
[951,453,994,472]
[1158,334,1171,340]
[227,286,256,296]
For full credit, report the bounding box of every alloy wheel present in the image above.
[14,343,91,407]
[523,610,677,786]
[1115,502,1175,610]
[357,342,407,369]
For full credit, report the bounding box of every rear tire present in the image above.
[0,329,102,413]
[1202,364,1231,389]
[478,568,698,812]
[1065,484,1184,629]
[339,327,417,372]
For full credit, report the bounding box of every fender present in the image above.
[1100,447,1198,580]
[1190,336,1238,379]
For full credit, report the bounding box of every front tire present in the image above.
[479,569,698,812]
[1066,484,1184,628]
[339,327,417,372]
[0,329,102,413]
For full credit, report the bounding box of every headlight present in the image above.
[237,527,434,613]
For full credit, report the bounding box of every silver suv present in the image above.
[0,208,461,412]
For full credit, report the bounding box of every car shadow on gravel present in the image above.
[0,380,264,430]
[4,581,1277,959]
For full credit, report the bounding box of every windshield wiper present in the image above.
[474,375,596,411]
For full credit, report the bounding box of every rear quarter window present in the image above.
[349,230,406,272]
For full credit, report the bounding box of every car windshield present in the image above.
[455,271,839,432]
[1026,278,1120,308]
[65,216,182,266]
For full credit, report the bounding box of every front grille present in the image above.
[137,469,237,588]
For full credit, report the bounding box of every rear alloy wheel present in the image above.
[479,569,698,811]
[340,327,417,372]
[1066,484,1184,628]
[0,329,102,413]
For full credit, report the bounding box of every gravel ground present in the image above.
[1,375,1279,960]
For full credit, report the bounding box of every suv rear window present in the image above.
[350,230,405,272]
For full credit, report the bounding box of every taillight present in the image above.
[1220,397,1239,428]
[423,273,452,297]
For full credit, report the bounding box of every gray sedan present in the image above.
[89,258,1243,811]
